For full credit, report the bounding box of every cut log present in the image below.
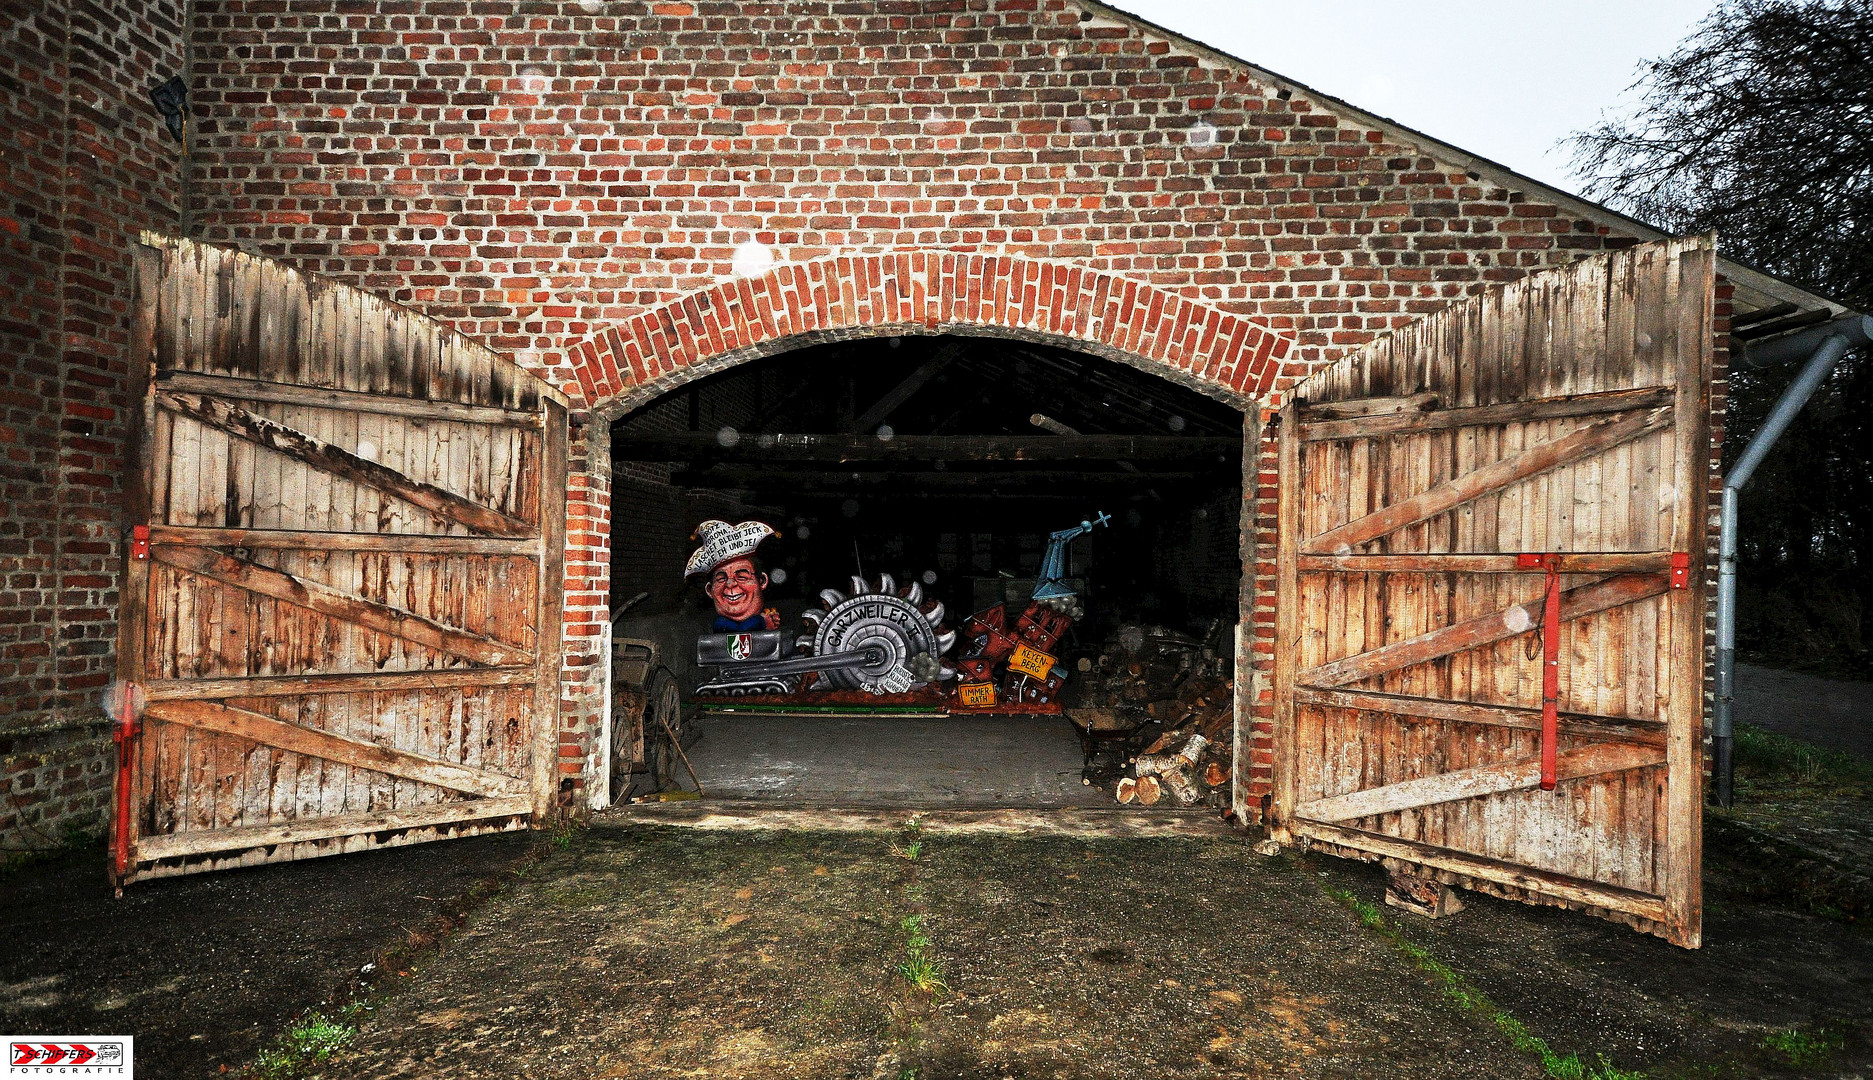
[1115,777,1137,804]
[1134,754,1179,778]
[1384,863,1466,919]
[1134,775,1161,806]
[1159,768,1199,806]
[1203,761,1229,787]
[1195,707,1233,743]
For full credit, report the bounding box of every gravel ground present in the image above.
[328,810,1873,1080]
[0,831,536,1078]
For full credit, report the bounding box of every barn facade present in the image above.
[1,0,1852,945]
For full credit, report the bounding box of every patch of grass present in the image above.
[1760,1026,1845,1068]
[892,839,924,860]
[545,816,585,851]
[894,914,947,996]
[1323,885,1643,1080]
[1734,723,1873,791]
[1737,724,1872,790]
[248,1004,363,1079]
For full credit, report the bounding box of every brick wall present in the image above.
[0,1,189,849]
[1,0,1725,825]
[180,0,1657,807]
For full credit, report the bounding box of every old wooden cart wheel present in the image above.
[645,667,683,790]
[609,683,645,799]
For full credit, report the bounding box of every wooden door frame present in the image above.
[110,235,568,886]
[1262,241,1714,947]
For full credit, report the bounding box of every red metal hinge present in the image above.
[130,524,150,562]
[1669,551,1691,590]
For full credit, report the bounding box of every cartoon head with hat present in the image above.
[686,520,783,633]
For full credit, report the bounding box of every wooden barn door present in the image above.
[1271,237,1713,947]
[109,234,567,885]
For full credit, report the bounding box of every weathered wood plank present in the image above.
[1293,743,1665,823]
[1292,821,1672,921]
[1301,385,1675,442]
[156,390,535,538]
[531,400,569,821]
[144,667,537,700]
[1297,391,1441,420]
[135,794,532,861]
[113,241,166,885]
[1296,553,1673,574]
[1663,238,1715,949]
[149,525,536,555]
[145,699,524,799]
[151,545,532,666]
[1270,403,1303,841]
[1300,573,1671,689]
[1231,413,1256,823]
[1304,407,1674,554]
[1292,686,1667,747]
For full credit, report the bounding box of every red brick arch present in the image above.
[560,251,1294,417]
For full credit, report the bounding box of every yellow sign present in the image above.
[956,681,998,708]
[1007,643,1057,680]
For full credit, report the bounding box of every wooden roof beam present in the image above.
[613,432,1241,463]
[850,341,962,433]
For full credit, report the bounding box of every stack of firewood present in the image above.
[1113,680,1234,807]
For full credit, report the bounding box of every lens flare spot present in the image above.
[101,681,147,725]
[732,241,775,278]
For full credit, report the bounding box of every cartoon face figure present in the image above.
[705,556,767,623]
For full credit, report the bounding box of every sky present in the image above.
[1109,0,1720,195]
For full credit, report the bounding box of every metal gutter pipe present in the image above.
[1716,316,1869,806]
[1738,313,1872,369]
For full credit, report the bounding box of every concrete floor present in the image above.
[675,664,1873,812]
[683,713,1113,807]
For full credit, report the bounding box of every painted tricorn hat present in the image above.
[684,519,780,578]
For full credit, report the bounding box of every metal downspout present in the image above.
[1715,314,1871,806]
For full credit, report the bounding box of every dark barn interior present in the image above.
[607,334,1244,805]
